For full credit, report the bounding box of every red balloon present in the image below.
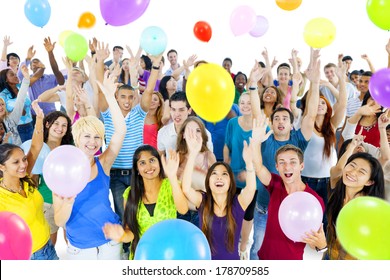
[0,211,32,260]
[193,21,212,42]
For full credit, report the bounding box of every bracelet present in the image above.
[152,65,160,70]
[248,86,258,91]
[315,246,327,253]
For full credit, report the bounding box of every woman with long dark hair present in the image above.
[181,127,256,259]
[102,144,188,259]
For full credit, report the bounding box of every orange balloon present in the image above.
[275,0,302,11]
[78,12,96,29]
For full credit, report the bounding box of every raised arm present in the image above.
[301,48,321,140]
[8,65,30,124]
[140,54,163,112]
[237,140,256,210]
[290,72,302,120]
[43,37,65,85]
[1,36,12,64]
[248,60,268,119]
[95,41,110,112]
[96,70,126,171]
[26,101,44,175]
[261,48,274,87]
[330,132,364,188]
[330,56,348,128]
[181,127,203,208]
[386,38,390,68]
[84,54,99,114]
[251,116,273,186]
[361,54,375,73]
[62,57,76,120]
[161,149,189,214]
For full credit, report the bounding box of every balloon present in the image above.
[100,0,150,26]
[134,219,211,260]
[193,21,212,43]
[303,17,336,48]
[249,15,269,37]
[64,33,89,62]
[140,26,168,56]
[275,0,302,11]
[336,197,390,260]
[24,0,51,28]
[78,12,96,29]
[0,211,32,260]
[368,68,390,108]
[59,30,75,48]
[20,140,51,175]
[42,145,91,197]
[366,0,390,30]
[229,6,257,36]
[278,192,323,242]
[186,63,235,122]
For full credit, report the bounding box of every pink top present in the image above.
[143,123,158,148]
[281,86,292,110]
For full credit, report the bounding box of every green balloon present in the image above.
[366,0,390,30]
[64,33,88,62]
[336,197,390,260]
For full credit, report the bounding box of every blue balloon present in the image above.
[134,219,211,260]
[20,140,51,175]
[24,0,51,28]
[140,26,168,56]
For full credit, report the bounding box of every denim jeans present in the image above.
[177,210,199,228]
[301,176,329,231]
[17,122,34,143]
[109,169,132,221]
[249,203,268,260]
[66,240,122,260]
[30,239,59,260]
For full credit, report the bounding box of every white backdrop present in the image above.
[1,0,389,76]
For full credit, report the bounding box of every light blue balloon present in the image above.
[134,219,211,260]
[140,26,168,56]
[24,0,51,28]
[20,140,51,175]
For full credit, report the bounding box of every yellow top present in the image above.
[0,179,50,253]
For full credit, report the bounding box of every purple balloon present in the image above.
[369,68,390,108]
[249,15,269,37]
[100,0,150,26]
[278,192,323,242]
[42,145,91,198]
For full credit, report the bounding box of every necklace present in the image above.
[1,180,23,194]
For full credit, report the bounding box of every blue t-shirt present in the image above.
[66,158,120,248]
[202,104,241,161]
[257,129,309,208]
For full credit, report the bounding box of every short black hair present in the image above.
[342,55,353,62]
[169,91,190,109]
[223,57,232,64]
[270,107,294,124]
[6,53,20,66]
[113,46,123,51]
[233,71,247,83]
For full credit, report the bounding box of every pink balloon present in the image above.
[368,68,390,108]
[249,15,269,37]
[0,211,32,260]
[230,5,257,36]
[42,145,91,197]
[100,0,150,26]
[278,192,323,242]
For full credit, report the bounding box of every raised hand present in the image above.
[20,64,30,80]
[161,149,180,179]
[26,45,36,60]
[96,70,118,97]
[43,37,56,53]
[249,60,268,83]
[95,41,110,62]
[3,35,12,47]
[304,48,321,83]
[89,37,98,53]
[378,109,390,129]
[184,127,202,154]
[251,115,273,143]
[62,56,73,70]
[31,100,44,120]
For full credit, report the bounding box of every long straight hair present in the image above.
[123,145,165,256]
[202,162,237,254]
[315,96,336,159]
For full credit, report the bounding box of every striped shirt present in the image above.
[101,104,147,169]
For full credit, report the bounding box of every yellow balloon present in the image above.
[186,63,234,122]
[59,30,74,47]
[303,17,336,48]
